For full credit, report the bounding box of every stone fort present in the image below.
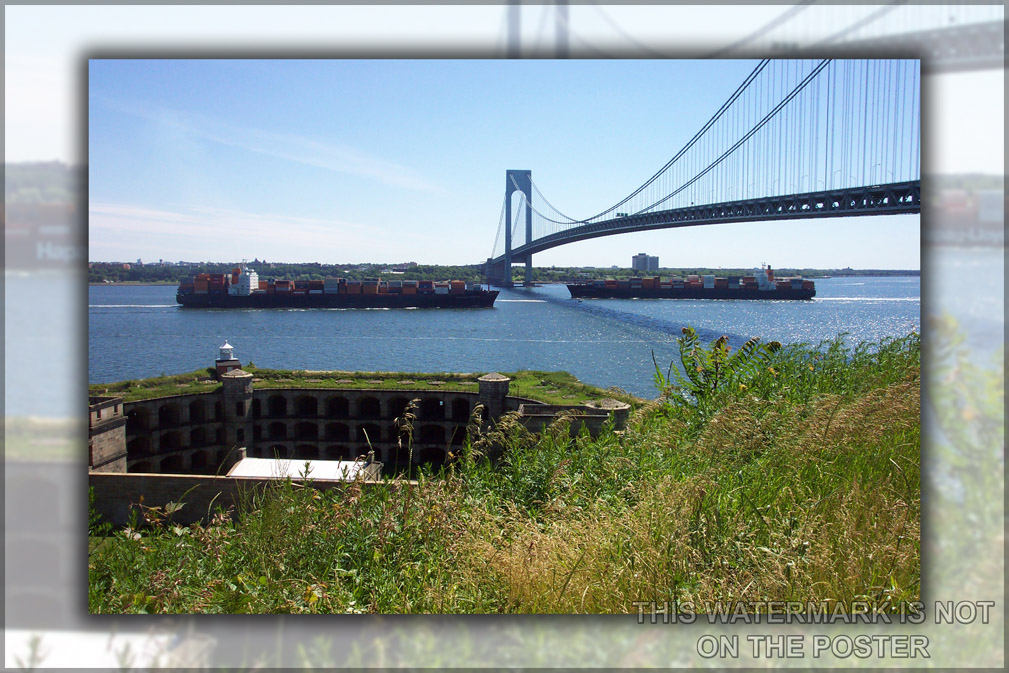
[88,344,629,524]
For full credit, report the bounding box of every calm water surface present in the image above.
[87,275,922,399]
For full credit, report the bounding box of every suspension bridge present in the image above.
[485,59,921,287]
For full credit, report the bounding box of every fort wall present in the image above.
[89,470,397,526]
[88,396,127,472]
[117,381,546,474]
[88,369,630,526]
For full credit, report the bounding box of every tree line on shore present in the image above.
[88,260,918,285]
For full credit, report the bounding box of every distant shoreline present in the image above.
[89,281,177,286]
[89,272,922,288]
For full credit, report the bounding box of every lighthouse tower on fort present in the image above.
[215,341,241,376]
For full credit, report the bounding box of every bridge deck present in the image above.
[490,181,919,267]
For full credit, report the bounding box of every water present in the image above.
[87,276,922,399]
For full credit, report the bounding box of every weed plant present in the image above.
[90,329,920,614]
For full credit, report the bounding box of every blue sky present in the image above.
[88,58,921,268]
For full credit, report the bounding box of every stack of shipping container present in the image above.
[182,271,491,298]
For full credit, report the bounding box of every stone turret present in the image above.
[477,372,510,425]
[89,396,127,472]
[585,398,631,430]
[220,368,253,460]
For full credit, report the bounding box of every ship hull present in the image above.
[177,290,499,309]
[567,285,814,300]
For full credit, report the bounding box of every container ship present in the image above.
[567,266,815,300]
[177,265,498,308]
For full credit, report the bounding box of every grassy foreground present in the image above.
[89,330,920,614]
[90,367,639,407]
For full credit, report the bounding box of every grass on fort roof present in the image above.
[88,367,643,407]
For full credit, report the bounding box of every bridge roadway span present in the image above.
[487,180,920,277]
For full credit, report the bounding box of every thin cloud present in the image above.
[90,202,380,237]
[95,96,446,194]
[88,201,394,261]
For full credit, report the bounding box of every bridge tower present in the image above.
[505,169,533,287]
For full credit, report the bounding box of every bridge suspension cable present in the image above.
[529,58,772,227]
[489,194,507,260]
[520,58,918,245]
[631,59,831,215]
[530,181,580,224]
[491,58,920,271]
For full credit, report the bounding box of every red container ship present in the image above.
[567,265,815,300]
[177,265,498,309]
